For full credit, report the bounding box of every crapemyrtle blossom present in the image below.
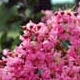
[0,10,80,80]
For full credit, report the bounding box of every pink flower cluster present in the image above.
[0,10,80,80]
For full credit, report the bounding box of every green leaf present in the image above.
[61,40,70,50]
[0,31,7,49]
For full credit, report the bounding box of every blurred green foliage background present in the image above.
[0,0,76,57]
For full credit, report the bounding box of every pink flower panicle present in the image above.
[0,10,80,80]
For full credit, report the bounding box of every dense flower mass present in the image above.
[0,10,80,80]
